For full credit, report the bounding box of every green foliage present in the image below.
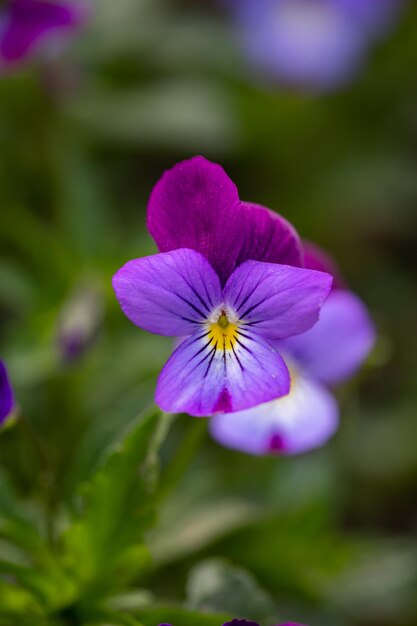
[0,409,168,622]
[63,408,168,599]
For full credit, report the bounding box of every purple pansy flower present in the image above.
[210,244,376,455]
[0,360,15,425]
[226,0,403,91]
[113,157,333,417]
[0,0,83,68]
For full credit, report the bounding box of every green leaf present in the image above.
[0,579,45,623]
[63,407,170,600]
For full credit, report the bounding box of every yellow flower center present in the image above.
[208,312,238,351]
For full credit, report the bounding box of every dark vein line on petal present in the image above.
[235,336,254,355]
[175,292,208,319]
[190,343,217,372]
[187,338,213,363]
[204,342,218,377]
[136,273,207,319]
[180,273,212,314]
[186,330,211,347]
[231,343,245,371]
[234,278,263,313]
[237,329,255,341]
[202,280,215,310]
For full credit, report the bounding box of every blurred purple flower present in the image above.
[0,360,15,426]
[0,0,84,68]
[210,244,376,455]
[113,156,332,417]
[226,0,403,91]
[56,282,104,364]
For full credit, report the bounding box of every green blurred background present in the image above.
[1,1,417,625]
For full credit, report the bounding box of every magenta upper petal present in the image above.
[0,360,15,425]
[155,329,289,417]
[147,156,303,286]
[147,156,241,286]
[0,0,82,64]
[112,249,222,337]
[210,371,338,456]
[303,240,345,290]
[277,290,376,385]
[223,261,333,340]
[236,202,302,269]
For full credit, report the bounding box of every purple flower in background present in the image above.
[210,244,376,455]
[56,282,104,364]
[113,157,332,417]
[0,0,83,68]
[226,0,403,91]
[0,360,15,425]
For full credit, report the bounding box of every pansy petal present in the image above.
[147,157,303,285]
[147,156,243,286]
[236,202,303,268]
[277,290,376,384]
[112,249,222,337]
[0,361,15,425]
[210,372,338,456]
[156,330,289,417]
[303,240,345,290]
[224,261,333,340]
[278,290,376,384]
[340,0,402,36]
[0,0,81,63]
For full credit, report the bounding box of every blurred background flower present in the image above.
[0,360,15,424]
[56,279,103,363]
[224,0,404,91]
[0,0,84,69]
